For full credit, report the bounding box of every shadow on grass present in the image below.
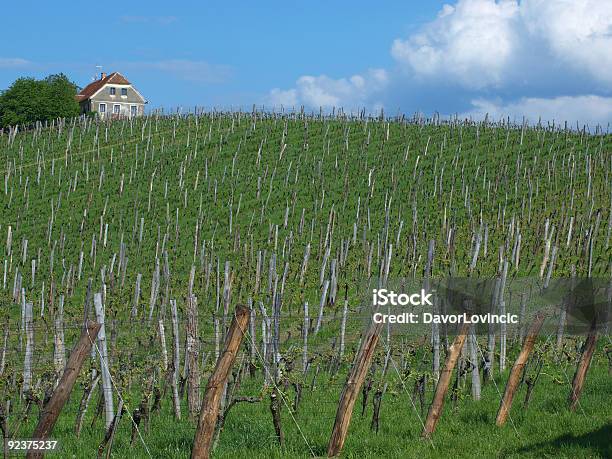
[310,443,328,457]
[511,423,611,458]
[459,410,492,425]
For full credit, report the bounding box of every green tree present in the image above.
[0,73,80,128]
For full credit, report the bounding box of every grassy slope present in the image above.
[0,114,610,458]
[10,356,611,458]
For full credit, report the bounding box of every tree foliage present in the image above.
[0,73,80,128]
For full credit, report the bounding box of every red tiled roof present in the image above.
[76,72,131,101]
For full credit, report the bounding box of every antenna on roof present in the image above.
[95,65,104,81]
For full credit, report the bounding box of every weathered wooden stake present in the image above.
[27,321,101,459]
[569,316,598,411]
[191,304,249,459]
[422,322,469,438]
[496,312,546,426]
[327,319,383,457]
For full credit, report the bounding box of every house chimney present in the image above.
[100,72,106,80]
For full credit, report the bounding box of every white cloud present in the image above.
[269,69,388,110]
[463,95,612,126]
[391,0,520,88]
[267,0,612,124]
[391,0,612,88]
[0,58,31,68]
[520,0,612,85]
[269,88,297,107]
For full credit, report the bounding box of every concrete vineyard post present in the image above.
[469,324,481,401]
[23,300,33,394]
[170,299,181,420]
[186,294,200,420]
[93,293,114,431]
[53,295,65,381]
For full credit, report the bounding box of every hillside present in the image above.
[0,112,610,458]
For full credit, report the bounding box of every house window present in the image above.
[113,104,121,114]
[99,103,106,113]
[109,87,116,95]
[130,105,138,116]
[121,88,128,96]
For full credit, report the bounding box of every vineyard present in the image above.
[0,110,610,458]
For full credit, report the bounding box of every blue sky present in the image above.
[1,0,611,125]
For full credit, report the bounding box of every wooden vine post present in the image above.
[191,304,249,459]
[327,319,383,457]
[569,316,598,411]
[27,321,101,459]
[422,321,470,438]
[496,311,546,426]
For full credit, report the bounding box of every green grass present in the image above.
[9,353,611,458]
